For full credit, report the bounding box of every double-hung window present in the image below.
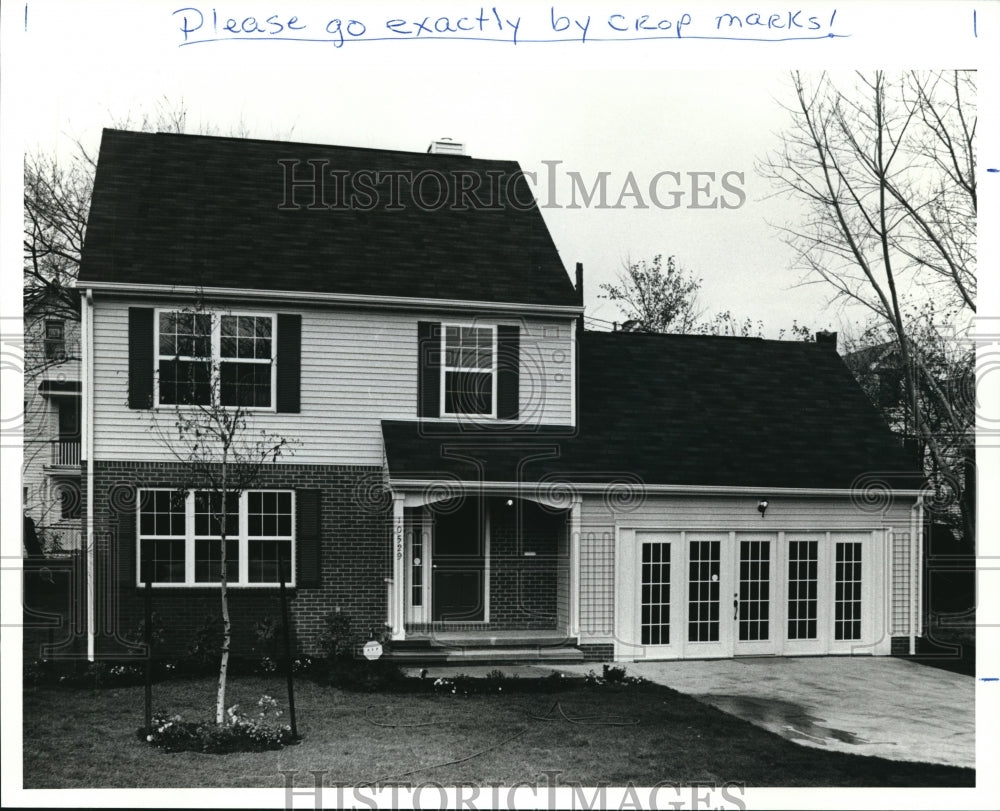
[156,310,275,409]
[137,488,295,586]
[158,312,212,405]
[441,325,496,416]
[44,319,66,360]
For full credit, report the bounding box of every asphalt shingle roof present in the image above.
[79,129,577,307]
[382,331,920,490]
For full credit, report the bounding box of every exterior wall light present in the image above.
[757,499,769,518]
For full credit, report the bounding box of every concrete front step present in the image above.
[399,631,578,648]
[386,645,584,664]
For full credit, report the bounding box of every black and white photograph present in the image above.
[2,1,997,808]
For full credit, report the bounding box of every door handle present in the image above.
[733,592,739,620]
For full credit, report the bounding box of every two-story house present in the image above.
[75,129,925,663]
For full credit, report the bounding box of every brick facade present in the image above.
[578,643,615,661]
[890,636,912,655]
[90,460,390,657]
[85,464,571,656]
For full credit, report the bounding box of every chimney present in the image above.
[427,137,467,156]
[575,262,584,305]
[815,330,838,350]
[902,436,923,469]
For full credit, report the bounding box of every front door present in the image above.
[431,499,485,622]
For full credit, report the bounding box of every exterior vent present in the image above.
[427,138,467,156]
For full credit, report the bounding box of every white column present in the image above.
[910,503,918,655]
[391,496,406,641]
[569,498,582,638]
[916,496,925,639]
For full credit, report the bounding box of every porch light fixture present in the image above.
[757,499,769,518]
[506,498,514,507]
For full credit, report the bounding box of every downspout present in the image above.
[83,289,95,661]
[916,495,924,640]
[572,262,584,430]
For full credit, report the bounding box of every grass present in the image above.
[23,674,973,788]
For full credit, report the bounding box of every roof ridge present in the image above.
[581,330,822,348]
[101,127,511,164]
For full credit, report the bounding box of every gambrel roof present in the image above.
[79,129,578,308]
[383,331,920,490]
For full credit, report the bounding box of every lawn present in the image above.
[22,673,974,788]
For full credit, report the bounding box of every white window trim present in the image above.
[153,308,278,412]
[439,322,497,419]
[136,488,296,588]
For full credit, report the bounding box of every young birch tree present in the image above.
[149,303,294,724]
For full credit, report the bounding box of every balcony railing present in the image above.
[52,440,81,467]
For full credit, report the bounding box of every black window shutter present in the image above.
[128,308,154,409]
[417,321,440,418]
[497,325,520,420]
[297,489,322,588]
[117,488,137,588]
[276,314,301,413]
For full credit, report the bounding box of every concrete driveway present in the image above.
[556,657,974,768]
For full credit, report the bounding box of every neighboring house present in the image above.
[843,339,974,545]
[22,296,83,554]
[74,129,924,662]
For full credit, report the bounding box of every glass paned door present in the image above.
[641,541,671,645]
[733,533,778,655]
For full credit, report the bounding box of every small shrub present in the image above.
[255,655,278,674]
[585,664,646,687]
[253,616,280,660]
[124,611,168,652]
[325,656,404,692]
[317,610,357,660]
[185,616,222,673]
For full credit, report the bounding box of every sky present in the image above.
[22,62,826,335]
[3,2,1000,809]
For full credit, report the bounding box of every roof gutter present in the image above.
[78,281,585,318]
[386,479,925,498]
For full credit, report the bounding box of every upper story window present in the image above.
[418,320,519,422]
[129,308,300,413]
[441,325,496,416]
[44,320,66,360]
[156,310,275,409]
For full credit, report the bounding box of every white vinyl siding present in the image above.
[91,299,575,463]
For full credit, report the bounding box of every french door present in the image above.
[732,534,778,655]
[626,530,874,659]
